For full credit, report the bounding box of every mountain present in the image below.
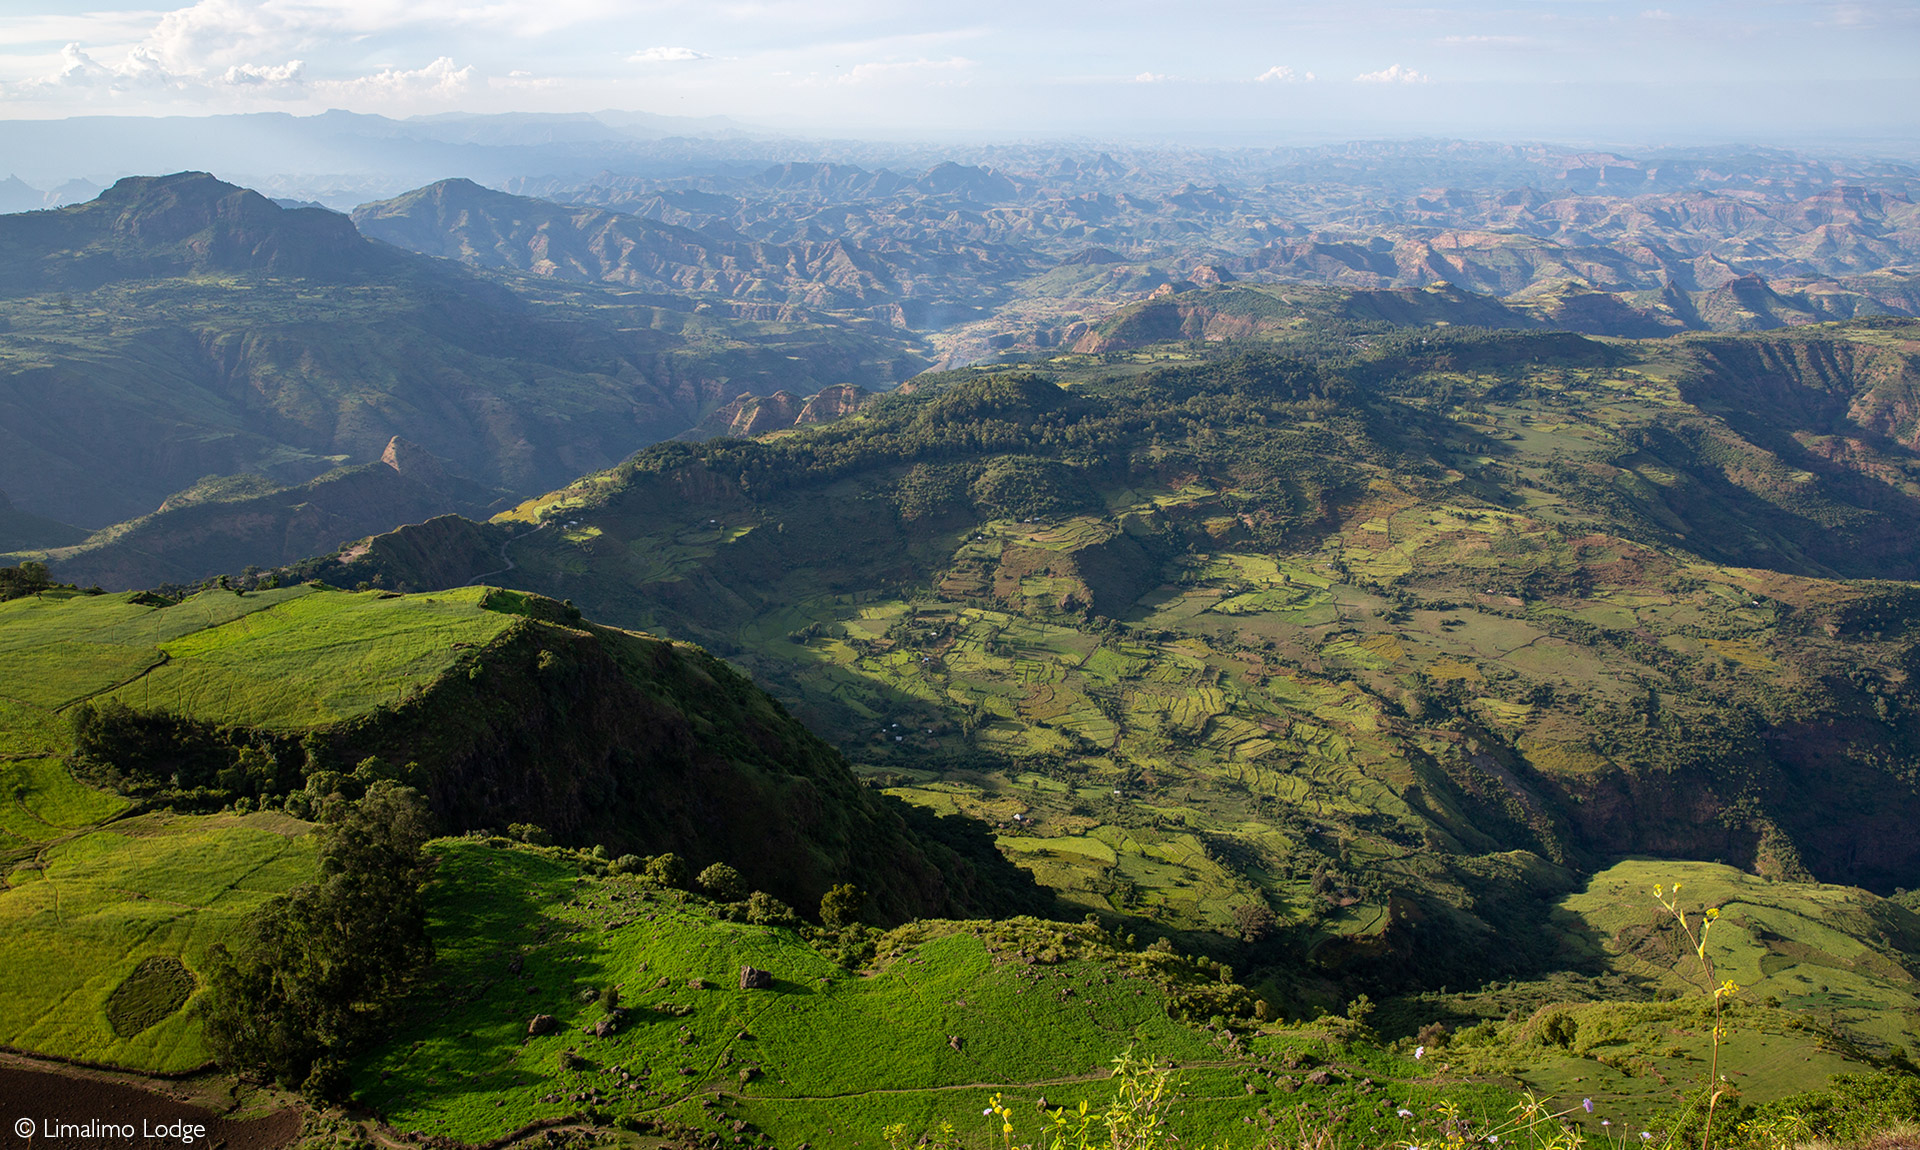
[0,173,921,546]
[319,321,1920,1002]
[683,382,873,439]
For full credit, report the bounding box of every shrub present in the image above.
[745,891,799,927]
[698,862,747,902]
[819,882,865,929]
[644,852,689,888]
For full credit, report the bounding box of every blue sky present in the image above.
[0,0,1913,145]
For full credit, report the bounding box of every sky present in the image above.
[0,0,1914,146]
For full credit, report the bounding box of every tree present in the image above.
[200,782,435,1096]
[644,852,689,888]
[745,891,798,927]
[698,862,747,902]
[819,882,865,929]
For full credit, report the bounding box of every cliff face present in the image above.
[688,383,875,440]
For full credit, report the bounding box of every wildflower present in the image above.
[983,1109,993,1116]
[1415,1045,1425,1060]
[1640,1134,1653,1142]
[1399,1109,1415,1119]
[1603,1121,1612,1128]
[1583,1099,1594,1113]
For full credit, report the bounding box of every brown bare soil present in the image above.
[0,1065,301,1150]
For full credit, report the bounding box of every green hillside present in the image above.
[347,838,1916,1150]
[319,321,1920,1013]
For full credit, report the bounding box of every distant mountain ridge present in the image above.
[0,172,385,293]
[35,437,504,590]
[353,177,1037,323]
[0,172,920,557]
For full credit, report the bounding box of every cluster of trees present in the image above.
[201,782,436,1097]
[613,357,1367,534]
[69,699,418,813]
[0,560,67,601]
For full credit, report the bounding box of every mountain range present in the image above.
[0,172,920,554]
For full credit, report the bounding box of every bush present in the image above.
[507,822,551,846]
[698,862,747,902]
[820,882,865,929]
[644,852,689,888]
[745,891,799,927]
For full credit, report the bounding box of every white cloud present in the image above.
[221,59,305,87]
[1132,70,1169,83]
[1355,63,1429,84]
[312,56,475,101]
[1256,64,1313,82]
[629,46,711,63]
[8,40,201,93]
[490,70,556,91]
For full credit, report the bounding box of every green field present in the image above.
[0,809,316,1071]
[0,584,514,730]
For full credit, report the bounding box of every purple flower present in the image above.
[1583,1099,1594,1114]
[1414,1045,1426,1060]
[1398,1109,1414,1119]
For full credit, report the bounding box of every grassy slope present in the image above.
[0,581,1048,1072]
[361,842,1908,1148]
[364,839,1539,1149]
[0,809,316,1071]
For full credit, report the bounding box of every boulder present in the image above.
[739,966,773,990]
[527,1014,557,1036]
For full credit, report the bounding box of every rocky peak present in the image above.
[380,436,452,483]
